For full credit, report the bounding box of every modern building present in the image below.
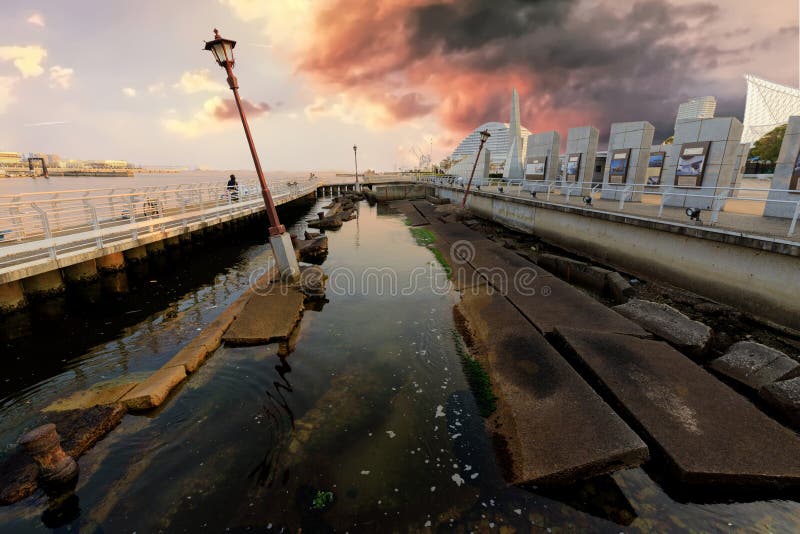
[676,96,717,124]
[0,152,22,165]
[449,90,532,175]
[448,148,492,183]
[742,75,800,144]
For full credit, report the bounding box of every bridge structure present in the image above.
[0,177,366,312]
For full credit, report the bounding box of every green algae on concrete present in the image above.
[452,330,497,417]
[409,227,451,278]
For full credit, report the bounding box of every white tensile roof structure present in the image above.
[742,75,800,144]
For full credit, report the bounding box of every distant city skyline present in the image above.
[0,0,796,171]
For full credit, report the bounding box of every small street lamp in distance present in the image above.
[461,129,491,208]
[353,145,359,186]
[204,29,299,279]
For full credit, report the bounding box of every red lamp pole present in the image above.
[206,29,285,236]
[461,129,491,209]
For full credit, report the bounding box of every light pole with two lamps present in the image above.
[204,29,300,279]
[461,129,491,208]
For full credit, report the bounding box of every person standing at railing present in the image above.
[227,174,239,202]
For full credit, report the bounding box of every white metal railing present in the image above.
[0,179,318,270]
[419,176,800,240]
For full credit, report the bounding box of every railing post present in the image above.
[31,203,56,260]
[658,190,671,218]
[128,196,138,240]
[89,205,103,248]
[10,195,24,241]
[710,190,728,226]
[789,199,800,237]
[618,185,633,211]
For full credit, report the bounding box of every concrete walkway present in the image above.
[477,185,799,242]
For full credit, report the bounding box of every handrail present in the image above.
[0,179,322,271]
[426,178,800,241]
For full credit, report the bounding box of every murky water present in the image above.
[1,200,799,532]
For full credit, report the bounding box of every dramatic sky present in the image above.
[0,0,796,171]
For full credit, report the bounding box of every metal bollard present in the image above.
[19,424,79,492]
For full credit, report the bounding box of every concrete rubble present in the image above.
[711,341,800,392]
[614,299,712,356]
[760,377,800,429]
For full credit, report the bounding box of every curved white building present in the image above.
[450,121,532,173]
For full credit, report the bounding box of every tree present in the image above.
[749,124,786,162]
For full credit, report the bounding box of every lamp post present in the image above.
[462,129,491,208]
[204,29,299,279]
[353,145,359,186]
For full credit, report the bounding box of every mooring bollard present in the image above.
[317,211,325,220]
[19,424,79,492]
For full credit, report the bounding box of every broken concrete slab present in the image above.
[760,378,800,429]
[222,288,305,347]
[534,252,610,294]
[163,276,261,373]
[390,200,430,227]
[121,366,187,411]
[0,404,125,505]
[555,327,800,488]
[605,272,634,304]
[307,215,343,230]
[296,235,329,264]
[43,380,139,412]
[425,221,647,337]
[711,341,800,392]
[410,200,444,222]
[614,299,711,356]
[458,286,648,486]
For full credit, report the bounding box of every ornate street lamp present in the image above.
[461,129,491,208]
[204,29,299,278]
[353,144,359,185]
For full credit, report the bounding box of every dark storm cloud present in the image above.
[403,0,735,141]
[300,0,796,144]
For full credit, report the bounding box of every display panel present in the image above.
[646,151,666,188]
[566,153,581,183]
[608,148,631,185]
[525,157,546,180]
[675,141,710,187]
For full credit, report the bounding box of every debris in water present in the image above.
[430,486,436,492]
[360,470,370,475]
[311,490,334,510]
[435,405,445,418]
[451,474,465,486]
[386,430,396,438]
